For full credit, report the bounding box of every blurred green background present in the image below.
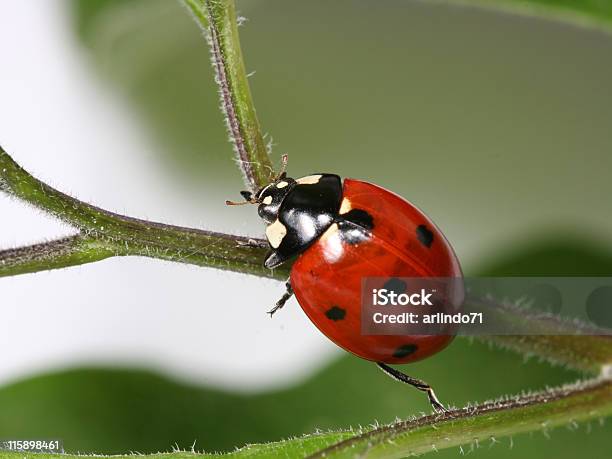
[2,0,612,457]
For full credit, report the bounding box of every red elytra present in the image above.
[290,179,463,364]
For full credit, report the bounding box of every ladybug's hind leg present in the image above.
[376,362,447,413]
[268,279,293,317]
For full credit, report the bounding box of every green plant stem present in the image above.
[183,0,275,191]
[463,298,612,373]
[0,147,287,280]
[0,235,113,277]
[481,334,612,374]
[310,377,612,459]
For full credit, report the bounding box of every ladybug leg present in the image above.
[236,238,268,249]
[376,362,447,413]
[268,280,293,317]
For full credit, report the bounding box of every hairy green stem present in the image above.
[0,235,113,277]
[477,334,612,374]
[311,377,612,459]
[183,0,275,191]
[463,298,612,373]
[0,147,287,280]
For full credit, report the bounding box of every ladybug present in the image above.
[227,157,463,412]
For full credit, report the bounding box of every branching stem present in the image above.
[0,147,286,280]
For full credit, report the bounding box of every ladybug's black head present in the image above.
[225,173,296,223]
[225,154,296,223]
[254,174,296,223]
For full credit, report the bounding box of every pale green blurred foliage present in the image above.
[1,0,611,456]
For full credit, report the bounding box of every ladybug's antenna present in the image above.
[225,199,256,206]
[225,190,259,206]
[275,154,288,180]
[226,155,287,206]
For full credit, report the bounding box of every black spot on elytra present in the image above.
[383,278,407,295]
[392,344,418,359]
[586,286,612,328]
[325,306,346,321]
[337,209,374,245]
[416,224,434,248]
[342,209,374,230]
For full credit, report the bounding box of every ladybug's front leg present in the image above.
[235,238,268,249]
[268,279,293,317]
[376,362,447,413]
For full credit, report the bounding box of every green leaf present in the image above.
[458,0,612,31]
[0,378,610,458]
[0,433,354,459]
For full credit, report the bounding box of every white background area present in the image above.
[2,0,612,392]
[0,0,337,391]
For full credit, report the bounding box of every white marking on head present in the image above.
[296,174,323,185]
[258,184,272,196]
[339,198,352,215]
[262,196,273,205]
[276,181,289,188]
[319,223,343,263]
[266,219,287,249]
